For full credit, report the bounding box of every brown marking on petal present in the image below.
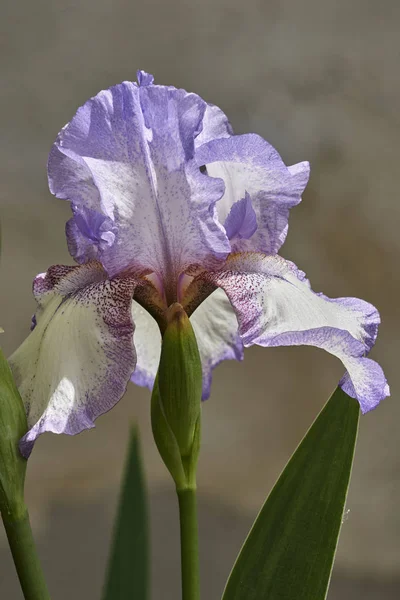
[134,278,168,331]
[10,261,140,455]
[33,261,107,300]
[182,276,217,317]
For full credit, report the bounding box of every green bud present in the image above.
[0,344,27,520]
[158,304,202,456]
[151,304,202,491]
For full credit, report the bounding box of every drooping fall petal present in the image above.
[9,262,137,457]
[197,253,389,412]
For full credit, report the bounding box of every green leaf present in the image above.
[103,426,149,600]
[222,387,360,600]
[0,345,27,519]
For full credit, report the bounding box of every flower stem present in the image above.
[177,487,200,600]
[2,508,51,600]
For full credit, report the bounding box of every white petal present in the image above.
[9,262,137,456]
[191,289,243,399]
[130,300,162,390]
[202,253,388,411]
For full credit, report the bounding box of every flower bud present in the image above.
[0,345,27,519]
[151,304,202,491]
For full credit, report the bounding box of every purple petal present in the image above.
[137,70,154,86]
[224,192,257,241]
[66,205,117,264]
[9,262,137,457]
[30,314,37,331]
[48,81,231,284]
[195,102,233,147]
[200,253,389,412]
[196,134,310,254]
[339,362,390,414]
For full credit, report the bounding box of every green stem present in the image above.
[2,508,51,600]
[177,488,200,600]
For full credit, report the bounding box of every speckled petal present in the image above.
[195,102,233,147]
[200,253,389,412]
[196,134,310,254]
[9,262,137,457]
[130,289,243,399]
[48,75,230,282]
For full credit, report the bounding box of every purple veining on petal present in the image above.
[137,70,154,86]
[224,192,258,241]
[9,262,137,457]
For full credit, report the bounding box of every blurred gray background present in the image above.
[0,0,399,598]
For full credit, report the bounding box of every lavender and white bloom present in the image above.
[10,70,389,457]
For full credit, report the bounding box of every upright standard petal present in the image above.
[9,262,137,457]
[48,77,230,287]
[130,289,243,400]
[196,134,310,254]
[195,102,233,147]
[198,253,389,412]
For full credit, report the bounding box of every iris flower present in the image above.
[10,70,389,457]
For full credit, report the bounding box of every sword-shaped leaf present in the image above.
[103,426,149,600]
[222,387,359,600]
